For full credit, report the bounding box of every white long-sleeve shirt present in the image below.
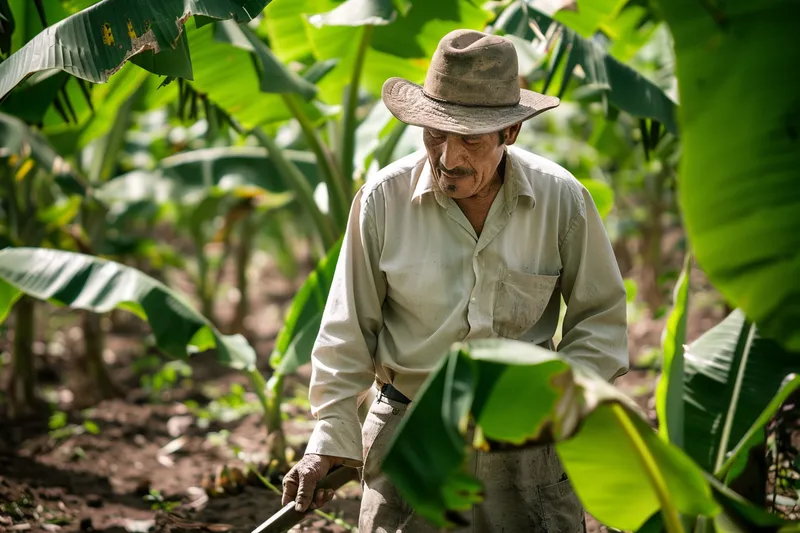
[305,146,629,463]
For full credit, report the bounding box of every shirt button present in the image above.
[470,297,476,303]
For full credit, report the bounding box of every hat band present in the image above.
[423,68,520,108]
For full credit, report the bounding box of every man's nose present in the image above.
[440,136,465,170]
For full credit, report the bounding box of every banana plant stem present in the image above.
[340,25,374,203]
[251,128,336,250]
[282,94,349,232]
[247,368,271,430]
[611,404,684,533]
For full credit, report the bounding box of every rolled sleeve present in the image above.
[557,187,629,382]
[305,186,385,463]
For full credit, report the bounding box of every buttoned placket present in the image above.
[434,185,514,340]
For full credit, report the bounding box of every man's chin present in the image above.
[437,178,473,199]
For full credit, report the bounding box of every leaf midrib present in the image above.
[712,321,756,472]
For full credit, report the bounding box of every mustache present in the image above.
[436,164,474,177]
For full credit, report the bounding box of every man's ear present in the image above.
[503,123,522,146]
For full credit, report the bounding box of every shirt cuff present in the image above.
[305,417,364,466]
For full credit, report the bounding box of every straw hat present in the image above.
[381,29,560,135]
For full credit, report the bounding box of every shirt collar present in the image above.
[411,148,536,210]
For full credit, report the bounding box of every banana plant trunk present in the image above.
[248,369,288,472]
[195,236,217,325]
[80,312,122,403]
[641,171,667,313]
[265,373,288,472]
[230,215,254,336]
[7,296,38,418]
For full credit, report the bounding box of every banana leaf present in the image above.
[263,0,492,103]
[96,146,319,210]
[682,309,800,475]
[538,0,627,38]
[654,0,800,350]
[0,0,272,101]
[383,340,719,530]
[183,21,330,130]
[0,247,256,370]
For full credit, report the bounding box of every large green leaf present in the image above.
[216,21,318,101]
[682,309,799,475]
[656,0,800,349]
[556,0,626,38]
[184,21,328,130]
[532,0,627,38]
[656,253,691,446]
[0,247,256,370]
[0,0,272,101]
[261,0,338,63]
[269,239,342,375]
[264,0,492,103]
[384,340,719,530]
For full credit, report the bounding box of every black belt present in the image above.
[379,383,411,405]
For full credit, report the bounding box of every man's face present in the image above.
[422,124,521,199]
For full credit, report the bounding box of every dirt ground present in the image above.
[0,248,727,533]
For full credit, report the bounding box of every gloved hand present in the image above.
[281,454,345,512]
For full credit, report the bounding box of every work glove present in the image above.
[281,453,344,512]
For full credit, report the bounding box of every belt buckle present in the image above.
[377,384,400,414]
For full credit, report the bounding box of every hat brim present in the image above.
[381,77,560,136]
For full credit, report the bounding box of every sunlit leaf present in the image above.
[656,253,690,447]
[657,0,800,349]
[185,22,326,129]
[553,0,626,38]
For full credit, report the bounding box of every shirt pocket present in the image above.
[493,269,559,339]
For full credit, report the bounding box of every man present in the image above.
[281,29,629,532]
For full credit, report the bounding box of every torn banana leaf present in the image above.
[0,0,272,101]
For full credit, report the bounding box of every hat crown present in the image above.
[423,29,520,108]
